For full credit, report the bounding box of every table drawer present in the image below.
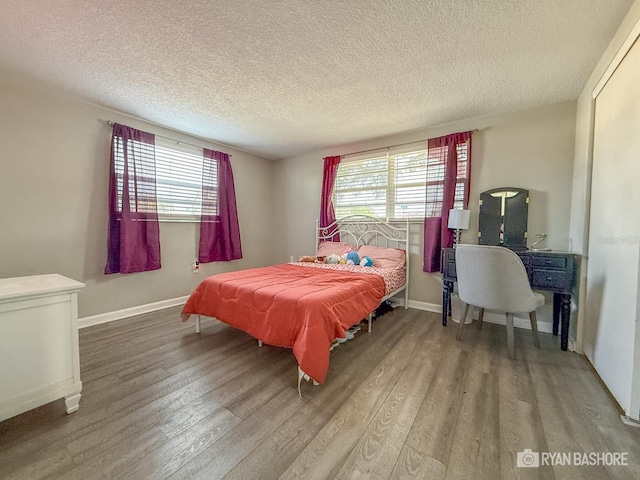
[532,256,567,269]
[531,269,572,290]
[447,261,457,277]
[517,254,531,265]
[441,249,457,278]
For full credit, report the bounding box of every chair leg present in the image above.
[456,302,470,341]
[529,311,541,348]
[477,308,485,330]
[505,312,515,359]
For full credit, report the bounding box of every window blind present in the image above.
[333,141,468,220]
[113,136,214,220]
[154,137,205,219]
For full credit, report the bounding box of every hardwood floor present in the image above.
[1,306,639,479]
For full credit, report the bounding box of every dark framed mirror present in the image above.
[478,187,529,250]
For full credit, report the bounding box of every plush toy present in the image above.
[299,255,328,263]
[345,250,360,266]
[327,254,341,264]
[360,256,373,267]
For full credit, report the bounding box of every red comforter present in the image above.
[181,264,386,383]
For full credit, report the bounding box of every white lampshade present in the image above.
[448,209,471,230]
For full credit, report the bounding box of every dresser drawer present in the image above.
[531,269,572,290]
[532,256,567,269]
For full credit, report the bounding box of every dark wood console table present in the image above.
[441,248,577,351]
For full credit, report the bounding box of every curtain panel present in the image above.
[198,149,242,262]
[320,155,341,241]
[105,123,161,274]
[423,131,473,272]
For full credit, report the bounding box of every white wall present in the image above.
[274,102,576,316]
[569,0,640,354]
[0,70,274,318]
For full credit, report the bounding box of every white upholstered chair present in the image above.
[454,244,542,359]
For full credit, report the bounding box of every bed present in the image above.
[181,215,409,390]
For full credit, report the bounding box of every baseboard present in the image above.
[78,296,189,329]
[621,415,640,427]
[402,299,555,334]
[477,311,554,334]
[404,300,442,313]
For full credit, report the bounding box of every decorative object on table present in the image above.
[478,187,529,250]
[530,233,551,251]
[448,208,471,248]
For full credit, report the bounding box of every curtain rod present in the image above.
[339,128,479,158]
[106,120,232,157]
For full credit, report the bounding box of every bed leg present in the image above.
[195,315,201,334]
[368,312,373,333]
[258,340,263,347]
[297,366,305,397]
[297,366,318,396]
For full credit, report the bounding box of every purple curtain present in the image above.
[198,149,242,262]
[423,131,473,272]
[105,124,161,274]
[320,155,341,241]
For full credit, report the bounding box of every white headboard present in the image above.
[316,215,409,251]
[315,215,410,306]
[316,215,410,307]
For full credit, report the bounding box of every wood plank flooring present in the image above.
[1,306,639,479]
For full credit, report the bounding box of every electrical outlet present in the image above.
[192,261,200,273]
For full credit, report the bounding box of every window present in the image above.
[114,136,214,221]
[155,137,211,220]
[333,141,469,220]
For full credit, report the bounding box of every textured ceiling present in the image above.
[0,0,633,159]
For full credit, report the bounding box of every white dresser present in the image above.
[0,274,85,422]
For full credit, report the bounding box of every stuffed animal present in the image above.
[299,255,328,263]
[327,254,341,264]
[345,250,360,266]
[360,256,373,267]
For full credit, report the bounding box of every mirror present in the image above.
[478,187,529,250]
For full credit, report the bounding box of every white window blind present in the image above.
[114,136,211,221]
[334,141,469,220]
[155,137,205,220]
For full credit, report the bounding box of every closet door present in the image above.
[586,36,640,420]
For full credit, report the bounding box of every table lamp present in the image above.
[448,208,471,248]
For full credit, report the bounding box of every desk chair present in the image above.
[454,244,542,359]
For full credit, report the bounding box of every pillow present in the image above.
[317,241,355,257]
[357,245,406,269]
